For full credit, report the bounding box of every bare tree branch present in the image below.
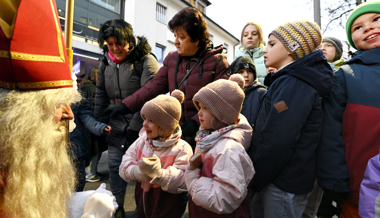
[323,8,353,33]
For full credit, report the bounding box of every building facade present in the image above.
[125,0,239,65]
[57,0,238,77]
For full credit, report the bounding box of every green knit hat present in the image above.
[346,1,380,50]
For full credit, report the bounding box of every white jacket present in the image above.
[188,115,255,214]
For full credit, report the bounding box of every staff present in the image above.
[64,0,74,69]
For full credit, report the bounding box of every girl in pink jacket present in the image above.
[185,75,255,217]
[119,90,193,217]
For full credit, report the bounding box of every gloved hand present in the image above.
[181,119,199,137]
[317,189,348,217]
[130,165,149,181]
[126,129,139,146]
[81,183,118,218]
[103,104,131,119]
[184,163,201,189]
[139,154,163,183]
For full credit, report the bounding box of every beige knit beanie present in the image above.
[141,90,184,137]
[270,20,322,60]
[193,75,245,128]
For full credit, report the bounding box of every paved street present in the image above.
[83,151,189,217]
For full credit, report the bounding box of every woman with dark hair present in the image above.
[80,67,98,110]
[94,19,159,218]
[105,7,229,149]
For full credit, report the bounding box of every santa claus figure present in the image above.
[0,0,116,217]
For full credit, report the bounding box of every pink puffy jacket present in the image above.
[187,115,255,217]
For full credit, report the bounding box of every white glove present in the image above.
[139,154,163,183]
[81,183,118,218]
[184,164,201,189]
[131,165,149,181]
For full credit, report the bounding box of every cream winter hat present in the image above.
[193,75,245,127]
[141,90,184,137]
[270,20,322,60]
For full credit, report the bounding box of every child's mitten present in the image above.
[184,164,201,189]
[189,152,203,170]
[81,183,118,218]
[139,154,163,183]
[130,165,149,181]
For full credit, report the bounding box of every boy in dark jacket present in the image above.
[230,56,267,130]
[70,99,111,192]
[316,2,380,217]
[249,20,333,217]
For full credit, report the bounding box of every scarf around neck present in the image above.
[107,51,121,64]
[148,126,182,151]
[195,124,237,153]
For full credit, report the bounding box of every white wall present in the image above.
[123,0,238,64]
[207,20,239,63]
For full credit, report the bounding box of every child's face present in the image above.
[263,35,294,70]
[142,115,159,139]
[198,102,213,130]
[319,42,337,62]
[237,69,254,88]
[351,13,380,51]
[242,24,260,50]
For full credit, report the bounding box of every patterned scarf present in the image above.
[195,124,237,153]
[148,125,182,151]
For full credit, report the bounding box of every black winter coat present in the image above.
[70,99,107,159]
[250,50,333,194]
[241,82,267,128]
[94,36,160,150]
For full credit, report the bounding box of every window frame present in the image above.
[156,3,167,24]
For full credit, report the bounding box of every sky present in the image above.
[207,0,316,40]
[206,0,376,54]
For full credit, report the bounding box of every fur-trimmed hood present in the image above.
[126,36,152,62]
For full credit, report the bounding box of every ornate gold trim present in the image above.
[0,81,16,89]
[0,80,73,89]
[0,0,66,63]
[49,0,66,62]
[0,50,10,58]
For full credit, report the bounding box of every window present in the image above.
[188,0,195,6]
[155,44,165,64]
[80,17,88,24]
[57,8,65,17]
[156,3,166,23]
[90,0,121,14]
[223,43,229,55]
[197,3,205,13]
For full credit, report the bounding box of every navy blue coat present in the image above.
[317,47,380,205]
[70,99,107,159]
[241,83,267,128]
[250,50,333,194]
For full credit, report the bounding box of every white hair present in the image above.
[0,88,81,218]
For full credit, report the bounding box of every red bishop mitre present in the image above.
[0,0,73,90]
